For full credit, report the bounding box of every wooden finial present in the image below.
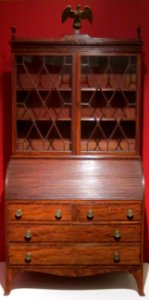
[11,24,16,40]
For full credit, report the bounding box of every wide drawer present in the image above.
[7,203,73,222]
[78,204,142,222]
[8,223,142,242]
[8,244,141,265]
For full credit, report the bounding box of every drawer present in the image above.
[78,204,142,222]
[8,244,141,265]
[8,224,142,243]
[7,203,73,222]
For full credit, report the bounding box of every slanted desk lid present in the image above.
[5,158,144,200]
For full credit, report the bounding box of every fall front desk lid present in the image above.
[5,158,144,201]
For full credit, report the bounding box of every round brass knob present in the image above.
[113,252,120,263]
[55,209,62,220]
[15,209,22,219]
[25,252,32,263]
[24,230,32,241]
[87,209,94,220]
[113,230,121,241]
[127,209,134,220]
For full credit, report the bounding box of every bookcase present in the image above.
[12,38,141,155]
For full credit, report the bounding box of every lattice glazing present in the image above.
[16,56,72,151]
[80,55,137,152]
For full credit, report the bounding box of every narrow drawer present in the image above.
[7,203,72,222]
[8,244,141,265]
[78,203,142,222]
[8,223,142,243]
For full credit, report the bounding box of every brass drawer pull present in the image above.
[24,230,32,241]
[113,252,120,263]
[87,209,94,220]
[25,252,32,263]
[15,209,22,219]
[127,209,134,220]
[55,209,62,220]
[113,230,121,240]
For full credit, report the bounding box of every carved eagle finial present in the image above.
[62,4,93,30]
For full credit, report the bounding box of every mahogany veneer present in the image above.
[5,32,144,295]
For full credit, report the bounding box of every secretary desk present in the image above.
[5,28,144,295]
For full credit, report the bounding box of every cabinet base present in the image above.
[4,266,144,296]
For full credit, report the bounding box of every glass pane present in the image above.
[16,55,72,152]
[80,55,137,153]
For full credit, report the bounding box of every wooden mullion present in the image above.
[71,53,81,154]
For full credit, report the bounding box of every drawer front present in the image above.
[8,244,141,265]
[78,204,142,222]
[7,204,73,222]
[8,224,142,243]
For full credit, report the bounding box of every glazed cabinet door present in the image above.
[13,54,75,154]
[80,54,141,155]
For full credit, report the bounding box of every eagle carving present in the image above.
[62,4,93,30]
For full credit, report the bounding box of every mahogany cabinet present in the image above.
[5,32,144,295]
